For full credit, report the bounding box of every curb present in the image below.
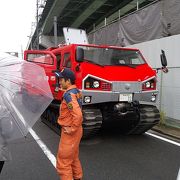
[152,126,180,140]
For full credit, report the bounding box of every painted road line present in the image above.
[29,128,179,169]
[29,128,56,168]
[177,168,180,180]
[146,132,180,147]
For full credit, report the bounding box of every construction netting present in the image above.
[88,0,180,46]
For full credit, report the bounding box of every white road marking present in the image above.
[29,128,56,168]
[146,132,180,147]
[29,127,179,170]
[177,168,180,180]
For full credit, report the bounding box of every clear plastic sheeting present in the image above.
[0,52,53,143]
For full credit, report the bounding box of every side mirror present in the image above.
[160,50,167,67]
[76,47,84,62]
[160,50,168,73]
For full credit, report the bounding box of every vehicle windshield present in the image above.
[26,53,53,65]
[78,46,145,66]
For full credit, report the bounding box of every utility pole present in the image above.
[36,0,39,50]
[137,0,139,10]
[54,16,58,47]
[36,0,46,49]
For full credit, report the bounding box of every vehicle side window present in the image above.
[63,53,71,68]
[56,54,61,70]
[27,54,53,65]
[131,57,141,64]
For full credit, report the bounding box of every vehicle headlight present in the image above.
[145,82,151,88]
[151,95,156,102]
[93,81,100,88]
[54,87,59,92]
[84,96,91,103]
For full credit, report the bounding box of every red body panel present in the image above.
[24,44,156,100]
[78,63,155,82]
[24,50,59,96]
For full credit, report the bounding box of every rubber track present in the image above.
[82,108,102,139]
[127,105,160,135]
[41,108,61,135]
[41,107,103,139]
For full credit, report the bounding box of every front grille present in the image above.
[101,82,112,91]
[112,81,142,93]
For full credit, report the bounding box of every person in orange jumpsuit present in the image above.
[55,68,83,180]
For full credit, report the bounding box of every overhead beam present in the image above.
[119,0,149,15]
[87,0,134,32]
[41,0,71,34]
[71,0,109,28]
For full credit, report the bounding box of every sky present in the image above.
[0,0,37,58]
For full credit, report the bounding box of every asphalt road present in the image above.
[1,119,180,180]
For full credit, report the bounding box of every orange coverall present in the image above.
[56,85,83,180]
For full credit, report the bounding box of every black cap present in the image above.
[55,68,76,82]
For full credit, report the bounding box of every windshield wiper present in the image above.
[84,59,104,67]
[119,64,137,68]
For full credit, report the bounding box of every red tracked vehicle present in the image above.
[24,28,167,137]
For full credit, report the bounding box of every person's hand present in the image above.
[63,126,72,134]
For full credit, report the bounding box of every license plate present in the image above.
[119,94,132,102]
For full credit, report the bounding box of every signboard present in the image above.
[63,27,89,45]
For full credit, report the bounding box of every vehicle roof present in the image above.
[50,43,140,53]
